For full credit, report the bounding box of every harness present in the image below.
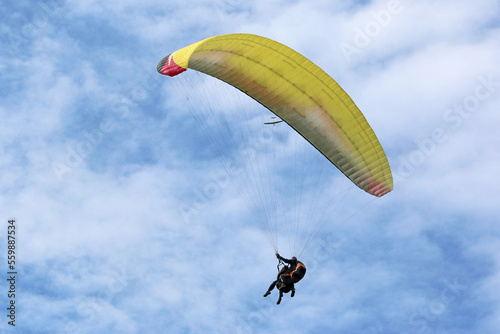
[277,258,306,279]
[282,262,306,278]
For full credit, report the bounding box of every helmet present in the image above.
[291,256,297,261]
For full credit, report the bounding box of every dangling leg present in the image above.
[264,280,277,297]
[277,290,283,305]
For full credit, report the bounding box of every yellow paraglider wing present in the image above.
[157,33,393,197]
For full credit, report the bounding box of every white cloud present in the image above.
[1,0,500,333]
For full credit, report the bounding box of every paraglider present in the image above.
[263,253,306,304]
[157,33,393,303]
[264,117,283,125]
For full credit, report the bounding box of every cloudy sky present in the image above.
[1,0,500,333]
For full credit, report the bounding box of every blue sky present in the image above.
[1,0,500,333]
